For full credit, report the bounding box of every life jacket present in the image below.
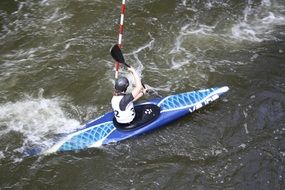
[111,94,135,124]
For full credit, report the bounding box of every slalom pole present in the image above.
[115,0,126,79]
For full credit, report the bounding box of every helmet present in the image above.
[115,77,129,92]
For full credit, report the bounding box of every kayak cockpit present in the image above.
[113,104,160,131]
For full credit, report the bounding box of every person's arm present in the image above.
[128,66,143,100]
[133,88,148,102]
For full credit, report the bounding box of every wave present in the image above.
[0,90,80,161]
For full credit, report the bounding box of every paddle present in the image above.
[110,44,146,89]
[110,44,130,68]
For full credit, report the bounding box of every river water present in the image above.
[0,0,285,189]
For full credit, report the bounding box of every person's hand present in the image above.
[127,66,136,73]
[142,88,148,95]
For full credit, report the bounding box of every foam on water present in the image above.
[0,0,72,43]
[231,11,285,42]
[0,151,4,160]
[169,23,217,71]
[169,0,285,71]
[177,0,285,44]
[231,0,285,42]
[261,0,272,6]
[44,8,72,24]
[171,24,215,54]
[121,34,156,87]
[0,90,80,159]
[126,33,155,72]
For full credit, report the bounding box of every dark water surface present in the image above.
[1,0,285,189]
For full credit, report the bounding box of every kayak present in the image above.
[42,86,229,155]
[43,86,229,154]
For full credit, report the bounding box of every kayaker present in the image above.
[111,66,147,125]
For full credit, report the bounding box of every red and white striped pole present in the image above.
[115,0,126,79]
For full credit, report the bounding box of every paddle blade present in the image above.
[110,44,125,64]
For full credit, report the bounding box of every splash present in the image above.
[0,91,80,159]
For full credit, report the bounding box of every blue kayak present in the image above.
[43,86,229,155]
